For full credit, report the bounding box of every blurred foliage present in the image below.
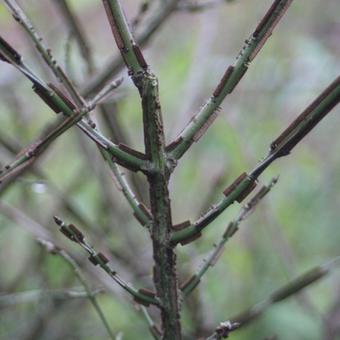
[0,0,339,339]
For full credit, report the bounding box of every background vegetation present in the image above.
[0,0,339,339]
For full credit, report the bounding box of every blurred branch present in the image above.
[53,0,95,74]
[230,257,340,327]
[0,202,51,240]
[99,102,149,203]
[181,177,278,296]
[168,0,294,161]
[177,0,231,12]
[206,320,240,340]
[171,76,340,245]
[132,0,155,28]
[140,306,162,340]
[0,132,100,232]
[38,238,115,340]
[0,287,104,307]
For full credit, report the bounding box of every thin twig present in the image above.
[171,76,340,245]
[53,216,160,307]
[0,287,104,307]
[181,177,279,296]
[230,256,340,327]
[102,0,148,89]
[54,1,150,232]
[4,0,85,108]
[53,0,95,74]
[140,306,162,340]
[0,36,146,174]
[38,238,116,340]
[82,0,179,97]
[177,0,229,12]
[101,149,152,228]
[168,0,294,161]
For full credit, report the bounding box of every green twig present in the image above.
[168,0,294,161]
[82,0,179,97]
[101,149,152,228]
[171,76,340,245]
[102,0,147,88]
[38,238,115,340]
[140,306,162,340]
[0,287,104,307]
[53,0,95,74]
[53,216,160,307]
[181,177,278,296]
[4,0,85,107]
[230,256,340,327]
[0,36,145,175]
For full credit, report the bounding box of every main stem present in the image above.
[141,73,181,339]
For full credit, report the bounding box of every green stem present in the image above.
[0,40,145,175]
[141,306,162,340]
[142,73,182,339]
[101,149,152,227]
[102,0,147,86]
[59,250,116,339]
[4,0,85,107]
[230,257,340,327]
[103,1,182,337]
[172,76,340,245]
[168,0,294,161]
[83,0,179,97]
[53,217,160,307]
[181,178,278,297]
[53,0,95,74]
[37,239,115,339]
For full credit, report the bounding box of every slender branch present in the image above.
[55,1,150,229]
[82,0,179,97]
[167,0,294,161]
[0,36,146,174]
[4,0,85,107]
[87,77,124,109]
[101,149,152,228]
[53,216,160,307]
[52,1,150,223]
[140,306,162,340]
[0,131,100,233]
[0,287,104,307]
[37,238,115,340]
[132,1,155,29]
[181,177,278,296]
[177,0,229,12]
[171,76,340,245]
[102,0,147,88]
[230,256,340,327]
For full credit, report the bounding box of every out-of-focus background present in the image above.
[0,0,339,339]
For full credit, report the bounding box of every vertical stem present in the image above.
[142,73,181,339]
